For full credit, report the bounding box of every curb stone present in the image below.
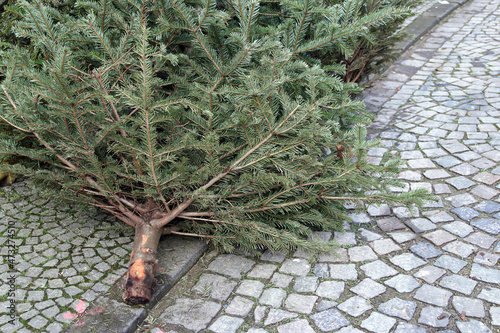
[62,236,207,333]
[61,1,470,332]
[395,0,471,55]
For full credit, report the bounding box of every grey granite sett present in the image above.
[390,253,426,271]
[434,155,461,168]
[349,212,372,224]
[333,232,357,246]
[264,309,297,326]
[474,201,500,214]
[422,229,456,246]
[370,238,402,255]
[271,273,293,288]
[248,264,277,279]
[329,264,357,280]
[439,274,477,295]
[450,207,480,221]
[377,217,406,231]
[160,298,221,331]
[27,315,48,330]
[236,280,265,298]
[348,246,378,262]
[315,281,344,300]
[311,308,349,332]
[338,296,372,317]
[450,163,480,176]
[452,296,485,318]
[378,297,417,320]
[423,196,444,208]
[384,274,420,293]
[388,231,417,243]
[474,251,500,266]
[279,258,311,276]
[259,288,287,307]
[446,176,477,189]
[424,169,451,179]
[445,193,477,207]
[316,300,337,312]
[254,305,266,324]
[471,184,500,200]
[418,306,450,328]
[405,218,436,233]
[415,265,446,284]
[207,254,255,279]
[208,315,244,333]
[350,278,386,299]
[433,183,452,194]
[478,287,500,305]
[399,170,422,181]
[360,312,396,333]
[360,228,383,242]
[193,273,237,301]
[414,284,452,307]
[293,276,318,292]
[407,158,436,169]
[470,263,500,284]
[473,172,500,185]
[483,150,500,162]
[367,203,391,216]
[393,206,419,218]
[471,218,500,235]
[393,323,426,333]
[456,320,493,333]
[284,294,317,314]
[360,260,398,279]
[464,232,497,249]
[410,241,443,259]
[277,319,315,333]
[434,254,467,273]
[319,248,348,263]
[260,250,287,263]
[491,307,500,326]
[442,221,474,237]
[225,296,254,317]
[443,240,477,258]
[313,263,329,278]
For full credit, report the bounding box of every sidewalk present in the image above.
[1,0,499,332]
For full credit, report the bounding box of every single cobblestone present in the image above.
[415,265,446,284]
[264,309,297,326]
[452,296,485,318]
[378,297,417,320]
[418,306,450,328]
[439,274,478,295]
[360,312,396,333]
[384,274,420,293]
[414,284,452,307]
[311,308,349,332]
[350,278,386,299]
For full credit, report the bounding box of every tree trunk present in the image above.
[123,220,163,305]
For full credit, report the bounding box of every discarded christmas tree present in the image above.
[0,0,429,304]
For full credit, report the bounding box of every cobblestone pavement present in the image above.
[0,181,135,333]
[138,0,500,332]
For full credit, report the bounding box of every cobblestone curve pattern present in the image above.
[0,182,135,333]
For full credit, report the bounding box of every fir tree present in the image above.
[0,0,430,304]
